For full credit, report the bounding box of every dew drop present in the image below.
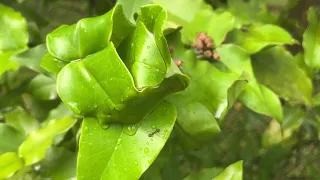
[147,46,150,49]
[151,125,156,129]
[144,148,149,154]
[133,140,136,144]
[117,138,122,145]
[134,161,138,165]
[123,124,138,136]
[129,149,133,153]
[114,146,118,150]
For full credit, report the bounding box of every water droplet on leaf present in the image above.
[117,138,122,145]
[144,148,149,154]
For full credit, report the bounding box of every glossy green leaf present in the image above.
[213,161,243,180]
[303,7,320,69]
[0,3,28,51]
[45,4,134,63]
[0,152,24,179]
[216,44,283,122]
[252,46,313,104]
[231,24,296,54]
[40,147,77,180]
[0,124,25,154]
[28,74,57,100]
[51,5,188,125]
[10,44,48,73]
[18,117,77,165]
[4,107,39,135]
[117,0,150,23]
[77,100,176,180]
[40,53,68,75]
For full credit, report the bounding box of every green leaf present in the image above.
[40,147,77,180]
[231,24,296,54]
[216,44,283,122]
[152,0,208,26]
[184,167,223,180]
[183,10,236,46]
[4,107,39,135]
[45,4,134,63]
[165,31,247,145]
[0,152,24,179]
[77,100,176,180]
[213,161,243,180]
[303,7,320,69]
[0,3,28,51]
[0,124,25,154]
[52,5,188,125]
[28,74,57,100]
[10,44,48,73]
[0,51,20,77]
[262,107,304,147]
[18,117,77,165]
[117,0,150,23]
[252,46,313,104]
[0,3,29,76]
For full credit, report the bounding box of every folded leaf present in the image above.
[77,100,176,180]
[52,5,188,124]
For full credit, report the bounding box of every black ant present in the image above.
[148,128,160,137]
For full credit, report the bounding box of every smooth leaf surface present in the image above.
[18,117,77,165]
[303,7,320,69]
[0,124,25,154]
[252,46,313,104]
[77,100,176,180]
[4,107,39,135]
[0,152,24,179]
[231,24,296,54]
[216,44,283,122]
[213,161,243,180]
[28,74,57,100]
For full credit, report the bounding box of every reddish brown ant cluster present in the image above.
[192,32,220,61]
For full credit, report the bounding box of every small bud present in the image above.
[203,50,212,58]
[206,42,213,49]
[195,49,203,55]
[213,53,220,60]
[195,39,204,49]
[175,60,183,67]
[198,33,207,41]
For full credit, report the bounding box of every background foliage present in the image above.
[1,0,320,179]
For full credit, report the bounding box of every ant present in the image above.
[148,128,160,137]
